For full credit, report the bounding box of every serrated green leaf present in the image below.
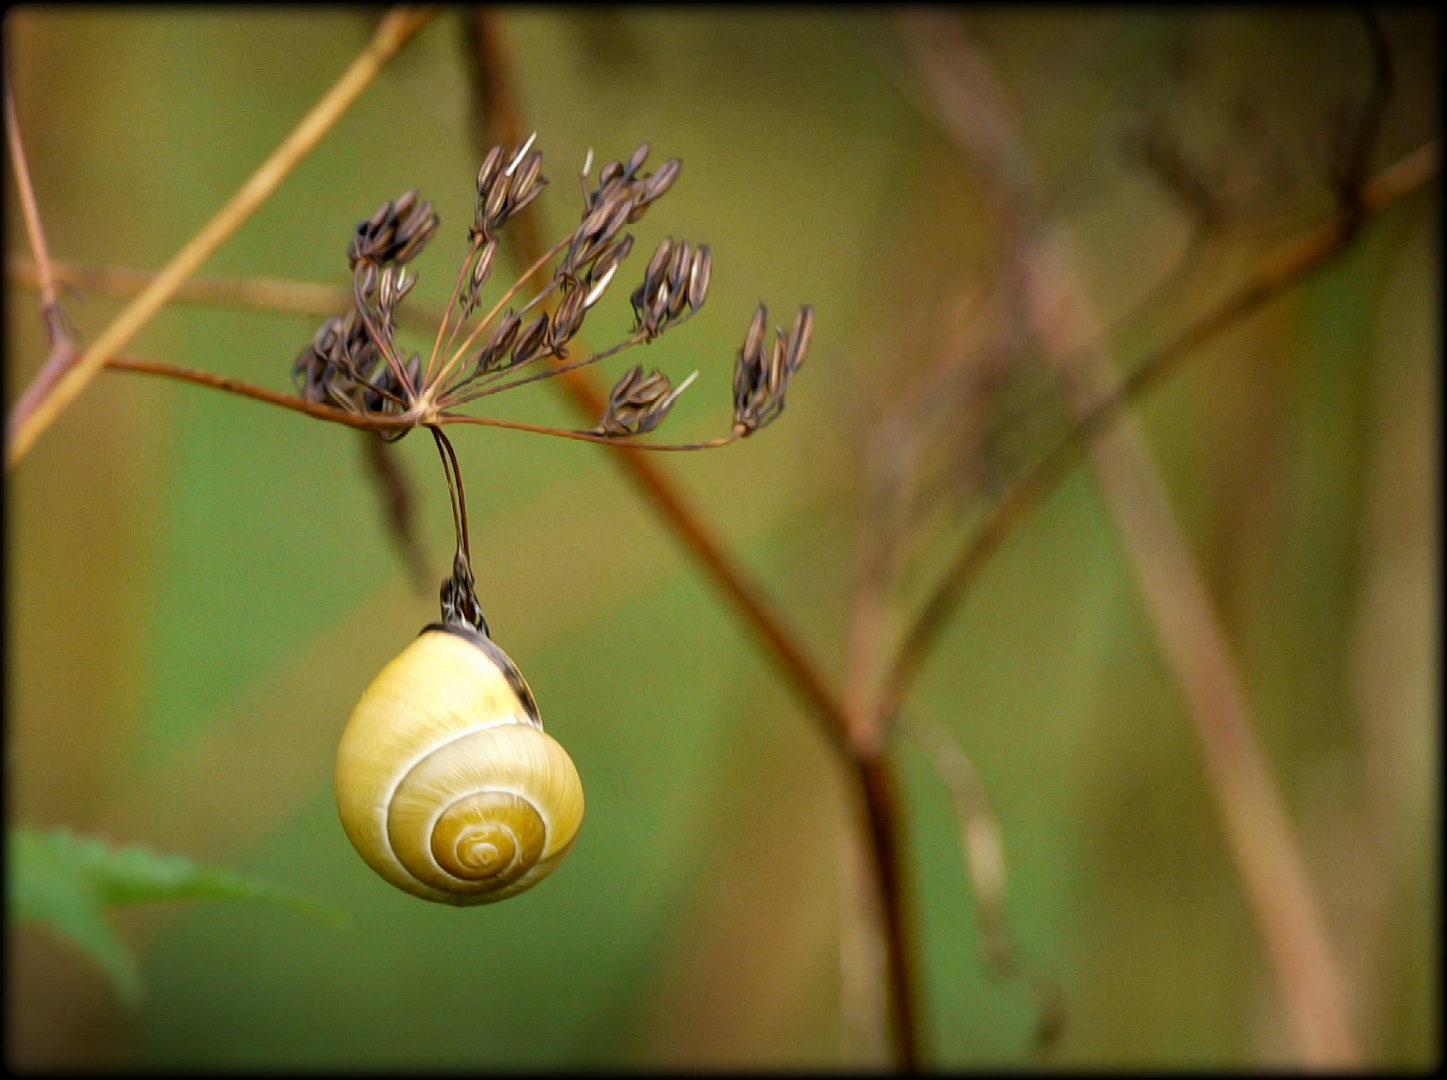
[7,827,344,1006]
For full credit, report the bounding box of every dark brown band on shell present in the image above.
[420,623,542,728]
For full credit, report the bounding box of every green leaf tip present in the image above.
[7,826,346,1006]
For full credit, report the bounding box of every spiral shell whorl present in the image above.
[336,628,583,905]
[432,792,542,880]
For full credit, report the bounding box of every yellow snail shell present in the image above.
[335,623,584,905]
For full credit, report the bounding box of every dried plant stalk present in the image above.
[5,5,439,469]
[896,12,1373,1063]
[6,254,444,329]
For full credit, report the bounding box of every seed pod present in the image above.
[477,144,507,196]
[598,160,624,188]
[645,237,674,287]
[648,283,671,333]
[788,305,815,370]
[743,304,768,362]
[510,175,547,219]
[598,233,635,273]
[474,310,522,375]
[356,261,379,299]
[665,243,692,318]
[593,193,630,248]
[583,261,620,309]
[625,142,650,178]
[394,202,437,263]
[490,310,523,355]
[769,332,788,391]
[370,217,397,253]
[668,240,692,288]
[511,313,551,364]
[471,241,497,291]
[552,288,587,346]
[644,158,681,202]
[484,170,513,228]
[687,245,711,310]
[512,151,543,200]
[579,198,613,242]
[588,233,632,284]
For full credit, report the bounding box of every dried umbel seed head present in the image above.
[585,142,653,210]
[733,304,814,435]
[550,287,588,354]
[595,365,698,437]
[290,133,811,455]
[687,245,712,310]
[474,133,548,244]
[468,310,523,378]
[564,184,635,279]
[637,156,681,211]
[591,234,634,289]
[511,313,552,367]
[460,240,499,318]
[348,190,439,269]
[294,312,380,407]
[566,143,682,277]
[631,237,709,342]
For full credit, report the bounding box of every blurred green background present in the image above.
[5,6,1438,1069]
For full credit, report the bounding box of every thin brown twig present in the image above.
[5,59,79,422]
[103,356,410,433]
[857,131,1431,1070]
[423,236,481,388]
[4,4,440,470]
[16,255,742,452]
[895,15,1391,1063]
[433,235,573,393]
[6,254,446,330]
[5,68,56,316]
[99,352,746,453]
[439,411,741,451]
[880,139,1437,717]
[901,709,1066,1057]
[854,753,922,1068]
[445,334,639,404]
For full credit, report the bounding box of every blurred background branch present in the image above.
[5,60,78,438]
[5,5,438,468]
[7,254,446,329]
[880,10,1431,1064]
